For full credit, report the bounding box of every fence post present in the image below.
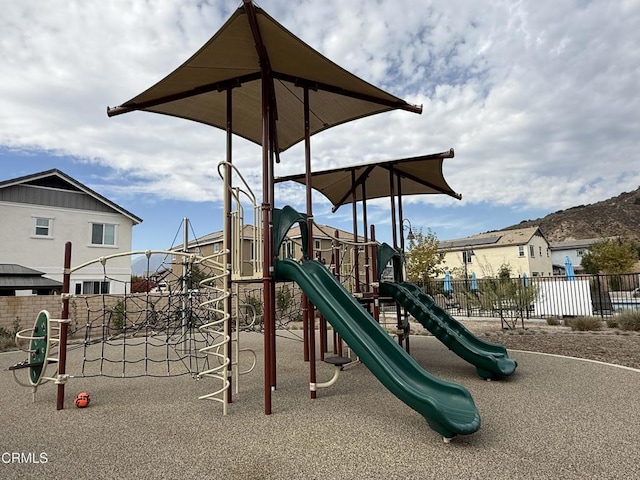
[596,274,604,319]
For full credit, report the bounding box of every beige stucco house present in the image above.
[439,227,553,279]
[176,222,370,289]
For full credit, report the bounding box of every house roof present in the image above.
[439,226,545,251]
[0,169,142,225]
[107,2,420,153]
[549,238,602,250]
[0,264,45,276]
[0,264,63,291]
[177,224,257,250]
[286,223,366,243]
[175,222,366,250]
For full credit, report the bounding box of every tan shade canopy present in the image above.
[107,2,421,152]
[275,149,461,211]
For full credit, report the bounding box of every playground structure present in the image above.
[11,2,519,442]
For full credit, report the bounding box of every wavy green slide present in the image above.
[379,282,517,379]
[274,258,481,440]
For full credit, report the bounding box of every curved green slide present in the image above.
[274,258,481,440]
[379,282,517,379]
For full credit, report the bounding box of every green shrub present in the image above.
[566,316,602,331]
[605,317,619,328]
[617,311,640,331]
[0,317,21,351]
[109,300,126,331]
[244,294,263,317]
[275,285,293,312]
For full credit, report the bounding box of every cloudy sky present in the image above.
[1,0,639,252]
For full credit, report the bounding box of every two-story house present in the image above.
[549,238,603,275]
[175,222,370,289]
[0,169,142,294]
[439,226,553,279]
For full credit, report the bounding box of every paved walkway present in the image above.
[2,332,639,479]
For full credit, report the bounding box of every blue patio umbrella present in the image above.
[470,272,478,291]
[564,256,576,281]
[522,272,529,287]
[443,271,453,293]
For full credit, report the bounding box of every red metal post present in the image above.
[370,226,380,323]
[303,87,317,399]
[261,72,273,415]
[56,242,71,410]
[397,174,410,353]
[388,169,403,346]
[332,230,341,355]
[225,87,234,403]
[302,292,309,361]
[319,314,327,361]
[362,183,370,297]
[351,171,360,294]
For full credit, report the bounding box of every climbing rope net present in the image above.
[65,250,227,379]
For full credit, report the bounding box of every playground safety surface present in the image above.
[2,332,639,479]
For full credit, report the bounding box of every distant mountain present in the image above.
[131,253,174,276]
[502,187,640,243]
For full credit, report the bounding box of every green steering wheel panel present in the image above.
[29,311,50,385]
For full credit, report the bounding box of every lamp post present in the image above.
[397,218,415,352]
[462,248,474,317]
[401,218,415,278]
[403,218,415,244]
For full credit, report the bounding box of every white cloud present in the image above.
[1,0,639,241]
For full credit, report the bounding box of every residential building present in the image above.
[173,224,259,280]
[439,227,553,279]
[175,222,370,288]
[0,264,63,296]
[0,169,142,294]
[549,238,603,275]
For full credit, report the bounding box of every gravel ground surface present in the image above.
[2,331,640,480]
[450,318,640,370]
[3,311,640,480]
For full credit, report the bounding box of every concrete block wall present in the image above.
[0,296,63,333]
[1,282,308,340]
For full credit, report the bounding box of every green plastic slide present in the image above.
[274,258,481,440]
[379,282,517,379]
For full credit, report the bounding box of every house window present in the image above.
[577,249,585,257]
[518,246,525,257]
[284,240,294,259]
[34,217,53,237]
[314,240,321,251]
[462,250,473,264]
[250,241,255,261]
[213,243,221,253]
[529,245,535,257]
[91,223,116,246]
[75,281,110,294]
[539,246,542,257]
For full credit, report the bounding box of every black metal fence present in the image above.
[410,272,640,321]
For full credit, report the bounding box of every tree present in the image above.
[465,263,538,329]
[405,228,446,282]
[580,238,638,274]
[130,275,156,293]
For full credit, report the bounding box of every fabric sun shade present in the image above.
[275,149,461,211]
[107,3,421,152]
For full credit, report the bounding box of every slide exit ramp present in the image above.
[380,282,517,379]
[274,258,481,440]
